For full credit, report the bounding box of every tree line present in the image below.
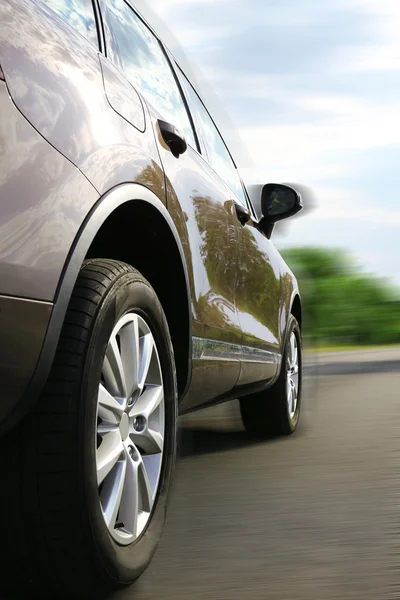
[282,247,400,347]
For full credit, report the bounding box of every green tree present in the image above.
[282,247,400,346]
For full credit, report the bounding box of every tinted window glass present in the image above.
[102,0,196,148]
[178,70,247,206]
[41,0,98,46]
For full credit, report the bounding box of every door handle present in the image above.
[234,202,251,225]
[157,119,187,158]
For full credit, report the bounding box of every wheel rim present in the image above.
[286,331,299,419]
[96,313,165,546]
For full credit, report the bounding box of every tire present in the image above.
[0,259,177,599]
[240,315,302,438]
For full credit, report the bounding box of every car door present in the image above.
[234,195,283,385]
[175,72,282,387]
[99,0,243,408]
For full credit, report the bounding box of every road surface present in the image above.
[112,351,400,600]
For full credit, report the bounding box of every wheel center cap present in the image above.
[119,413,130,441]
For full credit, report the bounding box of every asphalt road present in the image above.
[112,352,400,600]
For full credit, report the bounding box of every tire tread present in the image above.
[0,260,149,599]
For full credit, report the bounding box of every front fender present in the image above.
[274,263,302,382]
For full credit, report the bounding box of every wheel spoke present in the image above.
[103,334,127,400]
[119,318,140,400]
[138,333,154,390]
[138,456,153,511]
[292,347,298,371]
[129,385,163,420]
[288,341,292,369]
[290,334,297,369]
[130,428,163,455]
[97,430,124,485]
[100,458,126,529]
[98,383,124,424]
[117,451,153,536]
[118,452,139,537]
[292,381,297,413]
[287,377,293,415]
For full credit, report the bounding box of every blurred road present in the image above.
[304,348,400,377]
[113,352,400,600]
[312,347,400,364]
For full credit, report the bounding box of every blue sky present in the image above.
[136,0,400,286]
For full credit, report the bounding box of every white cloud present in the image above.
[238,97,400,184]
[336,42,400,73]
[159,0,223,5]
[309,190,400,225]
[149,0,230,16]
[293,94,366,117]
[133,0,233,48]
[166,24,233,49]
[331,0,400,73]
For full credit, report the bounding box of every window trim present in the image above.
[98,0,200,152]
[96,0,255,215]
[173,62,209,159]
[162,47,202,154]
[96,0,235,171]
[39,0,101,49]
[175,66,240,170]
[92,0,106,54]
[240,179,259,221]
[176,65,252,209]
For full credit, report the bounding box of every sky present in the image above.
[135,0,400,286]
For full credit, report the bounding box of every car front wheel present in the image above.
[0,259,177,599]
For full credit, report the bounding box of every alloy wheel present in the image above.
[96,313,165,545]
[286,331,299,419]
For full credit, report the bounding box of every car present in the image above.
[0,0,304,597]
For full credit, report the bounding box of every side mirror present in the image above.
[261,183,303,223]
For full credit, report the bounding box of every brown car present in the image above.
[0,0,303,597]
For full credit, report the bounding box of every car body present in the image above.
[0,0,301,431]
[0,1,303,596]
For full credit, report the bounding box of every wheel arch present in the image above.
[290,292,302,330]
[273,289,302,386]
[4,184,192,433]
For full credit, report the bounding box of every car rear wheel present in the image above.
[240,315,302,438]
[0,259,177,599]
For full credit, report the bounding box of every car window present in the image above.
[40,0,98,46]
[101,0,196,149]
[177,69,248,207]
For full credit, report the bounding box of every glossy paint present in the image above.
[0,81,99,300]
[0,296,52,423]
[158,127,246,405]
[235,215,283,385]
[0,0,165,198]
[0,0,300,426]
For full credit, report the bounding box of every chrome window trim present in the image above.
[192,337,280,365]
